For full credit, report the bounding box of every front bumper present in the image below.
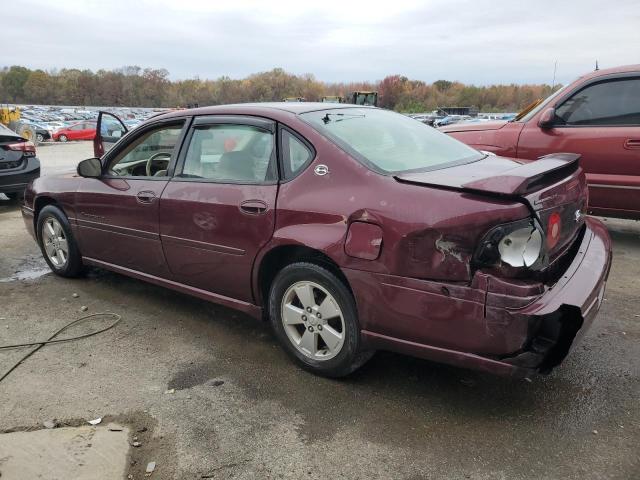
[0,157,40,194]
[345,217,612,376]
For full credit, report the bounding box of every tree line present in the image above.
[0,65,557,113]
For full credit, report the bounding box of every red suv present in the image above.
[441,65,640,219]
[21,104,611,378]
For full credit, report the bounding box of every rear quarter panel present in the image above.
[266,118,532,283]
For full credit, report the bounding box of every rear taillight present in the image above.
[547,212,562,250]
[473,218,545,270]
[7,141,36,157]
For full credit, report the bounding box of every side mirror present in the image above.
[77,157,102,178]
[538,107,556,129]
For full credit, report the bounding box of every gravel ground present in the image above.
[1,142,639,479]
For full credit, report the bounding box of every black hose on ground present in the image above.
[0,312,122,384]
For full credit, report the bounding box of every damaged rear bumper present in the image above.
[499,217,612,373]
[346,217,612,377]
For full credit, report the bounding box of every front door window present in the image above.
[108,124,183,177]
[555,78,640,126]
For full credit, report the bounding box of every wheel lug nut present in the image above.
[316,313,322,319]
[308,326,314,332]
[306,307,312,313]
[302,315,307,321]
[317,325,323,331]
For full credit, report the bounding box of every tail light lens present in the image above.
[7,141,36,157]
[473,218,546,271]
[498,225,543,267]
[546,212,562,250]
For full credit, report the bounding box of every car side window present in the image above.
[181,124,276,183]
[107,123,183,177]
[555,78,640,126]
[281,129,313,180]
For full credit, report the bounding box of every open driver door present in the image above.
[94,111,128,157]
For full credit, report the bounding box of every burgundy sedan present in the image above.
[21,104,612,378]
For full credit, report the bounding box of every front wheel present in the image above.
[37,205,84,277]
[268,262,373,377]
[58,134,68,142]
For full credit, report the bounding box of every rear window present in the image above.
[300,108,483,174]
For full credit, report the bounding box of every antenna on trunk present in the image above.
[595,60,599,71]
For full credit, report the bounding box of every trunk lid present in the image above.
[395,153,587,260]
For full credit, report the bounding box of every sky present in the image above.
[4,0,640,85]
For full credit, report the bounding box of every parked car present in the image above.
[22,103,611,378]
[52,121,97,142]
[434,115,470,127]
[0,124,40,200]
[409,114,438,126]
[440,64,640,219]
[22,120,54,143]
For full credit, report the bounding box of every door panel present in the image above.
[159,117,279,303]
[75,178,172,277]
[159,181,277,302]
[75,119,187,277]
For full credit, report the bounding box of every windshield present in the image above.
[301,108,484,174]
[516,84,569,122]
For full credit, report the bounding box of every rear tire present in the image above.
[37,205,84,277]
[58,134,68,142]
[268,262,373,377]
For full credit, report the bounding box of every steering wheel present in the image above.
[146,152,172,176]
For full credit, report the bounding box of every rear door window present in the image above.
[555,78,640,126]
[180,124,276,183]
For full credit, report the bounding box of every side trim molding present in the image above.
[161,234,245,256]
[82,256,262,319]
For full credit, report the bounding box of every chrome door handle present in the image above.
[624,139,640,150]
[136,190,157,204]
[239,199,268,215]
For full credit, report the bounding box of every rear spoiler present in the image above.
[394,153,580,197]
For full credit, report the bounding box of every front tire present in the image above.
[37,205,83,277]
[58,134,68,142]
[268,262,373,377]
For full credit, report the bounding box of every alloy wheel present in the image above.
[42,217,68,268]
[281,281,345,360]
